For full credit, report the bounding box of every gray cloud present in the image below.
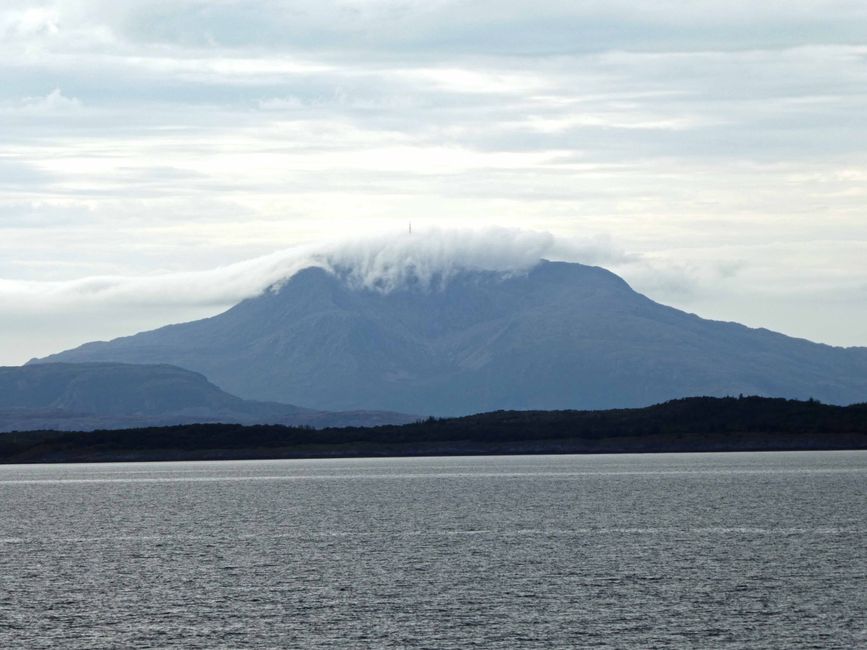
[66,1,867,55]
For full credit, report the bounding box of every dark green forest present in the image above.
[2,396,866,463]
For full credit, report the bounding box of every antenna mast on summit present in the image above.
[409,222,412,235]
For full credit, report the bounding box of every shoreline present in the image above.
[3,396,865,464]
[3,431,865,465]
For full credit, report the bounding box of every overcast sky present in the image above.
[2,0,867,364]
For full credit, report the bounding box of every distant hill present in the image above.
[0,363,414,432]
[33,261,867,415]
[2,396,865,463]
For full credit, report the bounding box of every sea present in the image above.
[1,452,865,649]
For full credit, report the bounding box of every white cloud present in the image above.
[319,227,555,291]
[0,227,560,312]
[21,88,81,112]
[0,7,59,39]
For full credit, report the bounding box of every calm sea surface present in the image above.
[1,452,865,649]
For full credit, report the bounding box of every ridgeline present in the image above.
[1,396,866,464]
[35,261,867,415]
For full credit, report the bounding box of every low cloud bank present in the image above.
[317,227,555,292]
[2,227,616,314]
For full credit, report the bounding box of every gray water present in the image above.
[1,452,865,649]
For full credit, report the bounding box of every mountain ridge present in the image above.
[0,362,415,431]
[32,260,867,414]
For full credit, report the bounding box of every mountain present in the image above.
[32,261,867,415]
[0,363,414,432]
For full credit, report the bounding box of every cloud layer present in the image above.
[0,228,565,312]
[1,1,866,361]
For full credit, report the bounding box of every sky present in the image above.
[1,0,867,364]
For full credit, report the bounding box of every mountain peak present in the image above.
[33,261,867,415]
